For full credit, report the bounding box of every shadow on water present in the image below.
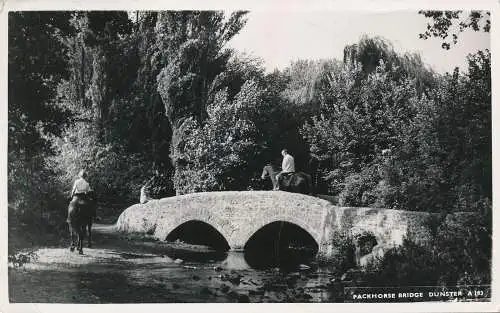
[163,249,228,263]
[80,271,180,303]
[163,220,229,262]
[244,221,318,271]
[166,220,230,251]
[162,220,319,271]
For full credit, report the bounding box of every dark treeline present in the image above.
[9,11,491,222]
[8,10,491,288]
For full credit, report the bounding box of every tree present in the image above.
[419,10,490,49]
[48,12,149,208]
[301,59,427,200]
[106,12,172,172]
[8,12,75,230]
[172,80,267,194]
[343,36,437,94]
[156,11,248,127]
[155,11,249,193]
[391,50,491,213]
[8,12,74,156]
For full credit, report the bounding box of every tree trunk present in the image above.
[80,45,85,107]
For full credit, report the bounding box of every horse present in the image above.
[261,164,313,195]
[67,191,97,254]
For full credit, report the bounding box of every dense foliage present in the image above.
[299,38,490,214]
[8,12,74,232]
[9,11,491,283]
[9,11,491,210]
[365,213,491,286]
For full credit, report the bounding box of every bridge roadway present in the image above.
[116,191,437,264]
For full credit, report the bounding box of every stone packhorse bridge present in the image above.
[116,191,443,264]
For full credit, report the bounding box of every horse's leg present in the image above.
[78,224,85,254]
[295,176,307,194]
[87,218,92,248]
[275,173,281,190]
[308,174,314,196]
[69,222,75,252]
[300,177,307,194]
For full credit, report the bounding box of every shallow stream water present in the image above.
[8,223,342,303]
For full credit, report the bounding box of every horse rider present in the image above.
[275,149,295,190]
[69,169,96,217]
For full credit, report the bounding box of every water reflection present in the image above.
[220,252,250,270]
[244,247,316,271]
[162,220,319,271]
[244,221,319,271]
[162,248,227,263]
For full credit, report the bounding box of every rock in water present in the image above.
[228,271,242,285]
[299,264,311,270]
[227,290,250,303]
[220,284,230,293]
[238,293,250,303]
[341,272,351,281]
[174,258,183,264]
[200,287,212,295]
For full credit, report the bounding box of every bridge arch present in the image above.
[154,209,324,252]
[165,219,230,251]
[154,208,237,247]
[243,220,320,269]
[240,214,322,250]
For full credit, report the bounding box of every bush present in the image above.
[47,121,150,211]
[324,230,357,275]
[338,165,379,207]
[364,238,438,286]
[432,213,491,285]
[364,211,491,287]
[9,153,67,220]
[171,81,267,194]
[142,171,175,199]
[8,151,69,252]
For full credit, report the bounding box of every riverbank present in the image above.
[8,223,338,303]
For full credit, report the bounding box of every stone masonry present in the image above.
[116,191,446,264]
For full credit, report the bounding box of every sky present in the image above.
[227,11,490,74]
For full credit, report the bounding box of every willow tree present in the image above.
[155,11,248,193]
[343,36,437,94]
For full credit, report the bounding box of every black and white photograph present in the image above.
[2,1,497,311]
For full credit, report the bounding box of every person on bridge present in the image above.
[275,149,295,190]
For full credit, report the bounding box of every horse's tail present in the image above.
[306,173,314,196]
[294,172,313,196]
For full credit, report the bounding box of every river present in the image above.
[8,223,344,303]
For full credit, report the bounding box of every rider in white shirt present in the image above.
[71,169,92,198]
[275,149,295,190]
[70,169,97,219]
